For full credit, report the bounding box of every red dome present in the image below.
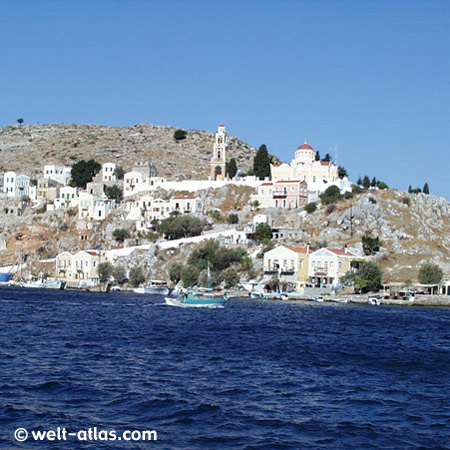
[297,143,314,150]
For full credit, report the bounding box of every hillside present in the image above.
[0,123,261,179]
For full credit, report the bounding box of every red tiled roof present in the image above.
[261,182,273,186]
[286,246,309,254]
[320,161,331,166]
[86,251,99,256]
[297,143,314,150]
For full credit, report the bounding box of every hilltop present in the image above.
[0,123,261,178]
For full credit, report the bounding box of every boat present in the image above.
[165,291,229,308]
[313,295,324,302]
[133,280,171,295]
[20,279,66,290]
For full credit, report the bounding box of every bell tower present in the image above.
[210,124,228,180]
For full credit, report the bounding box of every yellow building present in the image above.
[263,245,310,292]
[308,247,361,288]
[55,250,107,285]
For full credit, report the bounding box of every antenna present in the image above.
[334,144,338,165]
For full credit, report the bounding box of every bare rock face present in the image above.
[0,123,261,179]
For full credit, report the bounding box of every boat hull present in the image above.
[165,296,226,308]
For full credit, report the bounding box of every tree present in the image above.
[113,228,129,243]
[166,215,206,240]
[112,265,127,284]
[377,181,389,190]
[251,200,260,210]
[418,264,443,285]
[227,213,239,224]
[17,118,24,126]
[315,151,321,161]
[371,177,377,187]
[357,176,363,185]
[362,176,371,190]
[169,263,183,284]
[408,185,412,193]
[105,184,123,200]
[113,166,125,180]
[254,223,272,242]
[358,261,382,292]
[322,153,331,162]
[181,265,200,287]
[338,166,348,179]
[253,144,271,180]
[226,158,238,178]
[362,234,381,255]
[70,159,101,188]
[304,202,317,213]
[222,267,240,288]
[98,262,113,283]
[423,182,430,195]
[130,266,145,287]
[174,129,187,141]
[320,185,342,205]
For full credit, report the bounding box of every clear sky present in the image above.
[1,0,449,199]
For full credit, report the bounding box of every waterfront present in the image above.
[1,287,449,449]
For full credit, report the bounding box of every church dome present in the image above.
[297,143,314,150]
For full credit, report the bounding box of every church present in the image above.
[210,124,228,181]
[270,142,350,193]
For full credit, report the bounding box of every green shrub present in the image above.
[304,202,317,213]
[320,185,343,205]
[418,264,443,285]
[113,228,130,243]
[402,197,411,206]
[174,129,187,141]
[227,213,239,224]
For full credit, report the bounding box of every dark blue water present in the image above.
[1,287,449,449]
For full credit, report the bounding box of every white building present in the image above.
[270,143,351,193]
[102,162,117,183]
[15,175,31,198]
[170,195,203,214]
[43,164,72,185]
[78,192,114,220]
[3,171,16,197]
[55,186,79,208]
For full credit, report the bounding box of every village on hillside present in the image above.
[0,124,449,299]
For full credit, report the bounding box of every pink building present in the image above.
[273,180,308,209]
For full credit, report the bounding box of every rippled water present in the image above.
[1,287,449,449]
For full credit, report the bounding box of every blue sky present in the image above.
[1,0,449,199]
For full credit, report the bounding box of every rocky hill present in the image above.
[0,123,261,179]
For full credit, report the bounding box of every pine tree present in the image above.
[253,145,271,180]
[315,151,321,161]
[423,182,430,194]
[322,153,331,162]
[371,177,377,187]
[226,158,237,178]
[408,185,412,193]
[362,176,371,190]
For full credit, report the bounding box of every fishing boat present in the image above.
[165,291,229,308]
[133,280,171,295]
[20,279,66,290]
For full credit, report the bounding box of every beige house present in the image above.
[56,186,79,208]
[56,250,106,285]
[308,247,361,288]
[78,192,113,220]
[264,245,310,292]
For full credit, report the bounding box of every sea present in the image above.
[1,287,449,449]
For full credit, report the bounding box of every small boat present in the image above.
[20,279,66,290]
[313,295,324,302]
[134,280,171,295]
[165,291,229,308]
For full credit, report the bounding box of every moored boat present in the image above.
[133,280,171,295]
[165,291,229,308]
